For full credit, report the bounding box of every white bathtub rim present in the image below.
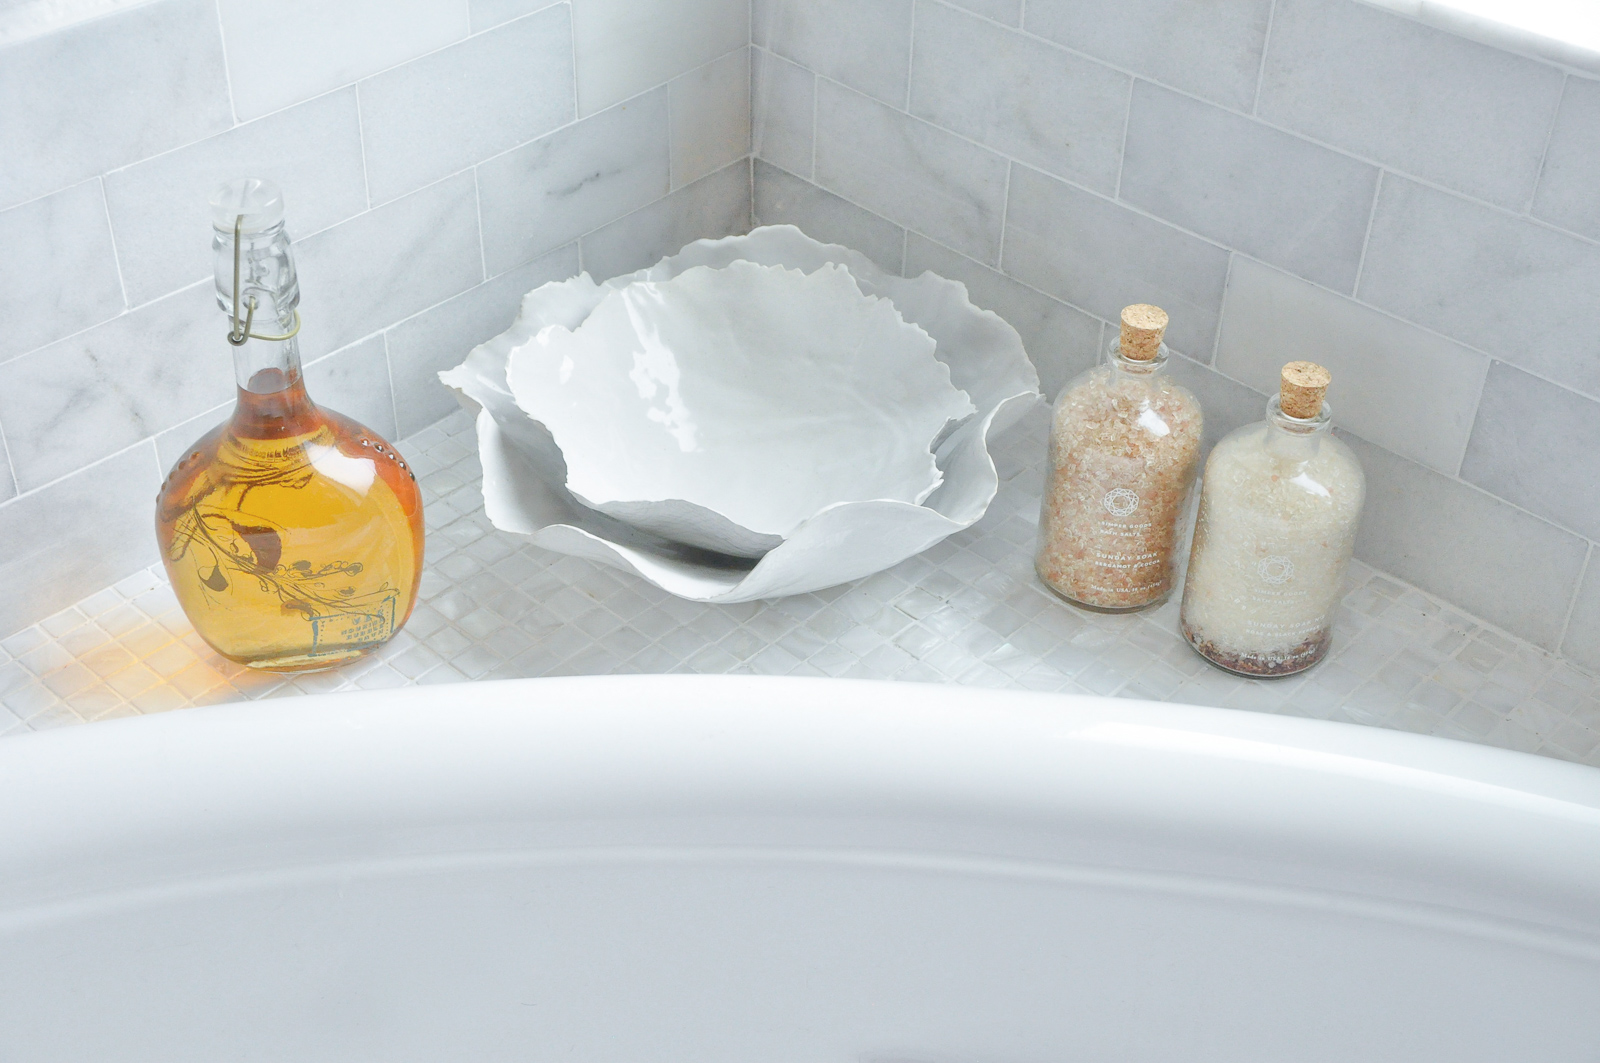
[3,675,1598,942]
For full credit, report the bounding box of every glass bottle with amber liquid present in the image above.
[156,178,424,672]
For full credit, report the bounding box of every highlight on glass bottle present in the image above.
[1179,362,1365,678]
[1035,304,1203,612]
[154,177,425,673]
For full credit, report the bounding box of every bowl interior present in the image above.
[508,261,976,545]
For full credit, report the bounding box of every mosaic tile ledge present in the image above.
[2,405,1597,770]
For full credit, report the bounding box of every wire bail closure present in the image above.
[226,212,302,347]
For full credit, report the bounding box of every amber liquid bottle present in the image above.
[156,178,424,672]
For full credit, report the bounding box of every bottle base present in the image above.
[234,645,383,674]
[1036,567,1171,614]
[1180,620,1329,679]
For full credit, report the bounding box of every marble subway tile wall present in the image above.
[0,0,754,637]
[751,0,1600,669]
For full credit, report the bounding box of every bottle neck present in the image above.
[1264,394,1330,461]
[214,217,318,435]
[1106,337,1168,380]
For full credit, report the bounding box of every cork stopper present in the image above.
[1280,361,1332,418]
[1118,304,1168,361]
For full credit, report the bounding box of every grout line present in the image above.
[568,0,583,118]
[1454,356,1493,479]
[96,176,130,312]
[809,68,820,180]
[899,0,1600,249]
[353,86,377,211]
[667,76,680,191]
[0,435,165,509]
[213,0,240,126]
[1112,76,1134,200]
[1350,168,1384,296]
[1208,251,1235,366]
[771,157,1600,550]
[381,332,403,440]
[996,160,1012,272]
[472,168,488,281]
[1250,0,1276,116]
[0,418,20,501]
[1525,72,1568,215]
[905,0,917,112]
[1558,543,1593,652]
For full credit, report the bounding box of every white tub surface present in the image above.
[2,674,1598,1061]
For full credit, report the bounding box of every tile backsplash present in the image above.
[751,0,1600,670]
[5,0,1600,684]
[0,0,751,636]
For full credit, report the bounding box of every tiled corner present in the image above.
[668,48,752,189]
[815,80,1008,265]
[6,405,1596,776]
[754,161,907,275]
[752,48,815,180]
[753,0,912,107]
[580,160,752,282]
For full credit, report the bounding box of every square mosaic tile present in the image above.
[3,405,1598,770]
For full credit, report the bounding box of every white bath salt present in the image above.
[1180,362,1365,677]
[1035,305,1202,611]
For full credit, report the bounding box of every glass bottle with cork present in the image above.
[154,178,425,672]
[1036,304,1203,611]
[1179,362,1365,677]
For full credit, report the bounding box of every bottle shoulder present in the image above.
[1051,365,1203,444]
[157,404,421,519]
[1203,424,1365,515]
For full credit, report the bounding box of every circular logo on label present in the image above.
[1257,555,1294,585]
[1102,488,1139,517]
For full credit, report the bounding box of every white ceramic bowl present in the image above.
[507,260,975,557]
[441,225,1041,603]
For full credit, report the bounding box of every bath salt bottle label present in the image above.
[1235,543,1335,669]
[1041,451,1170,602]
